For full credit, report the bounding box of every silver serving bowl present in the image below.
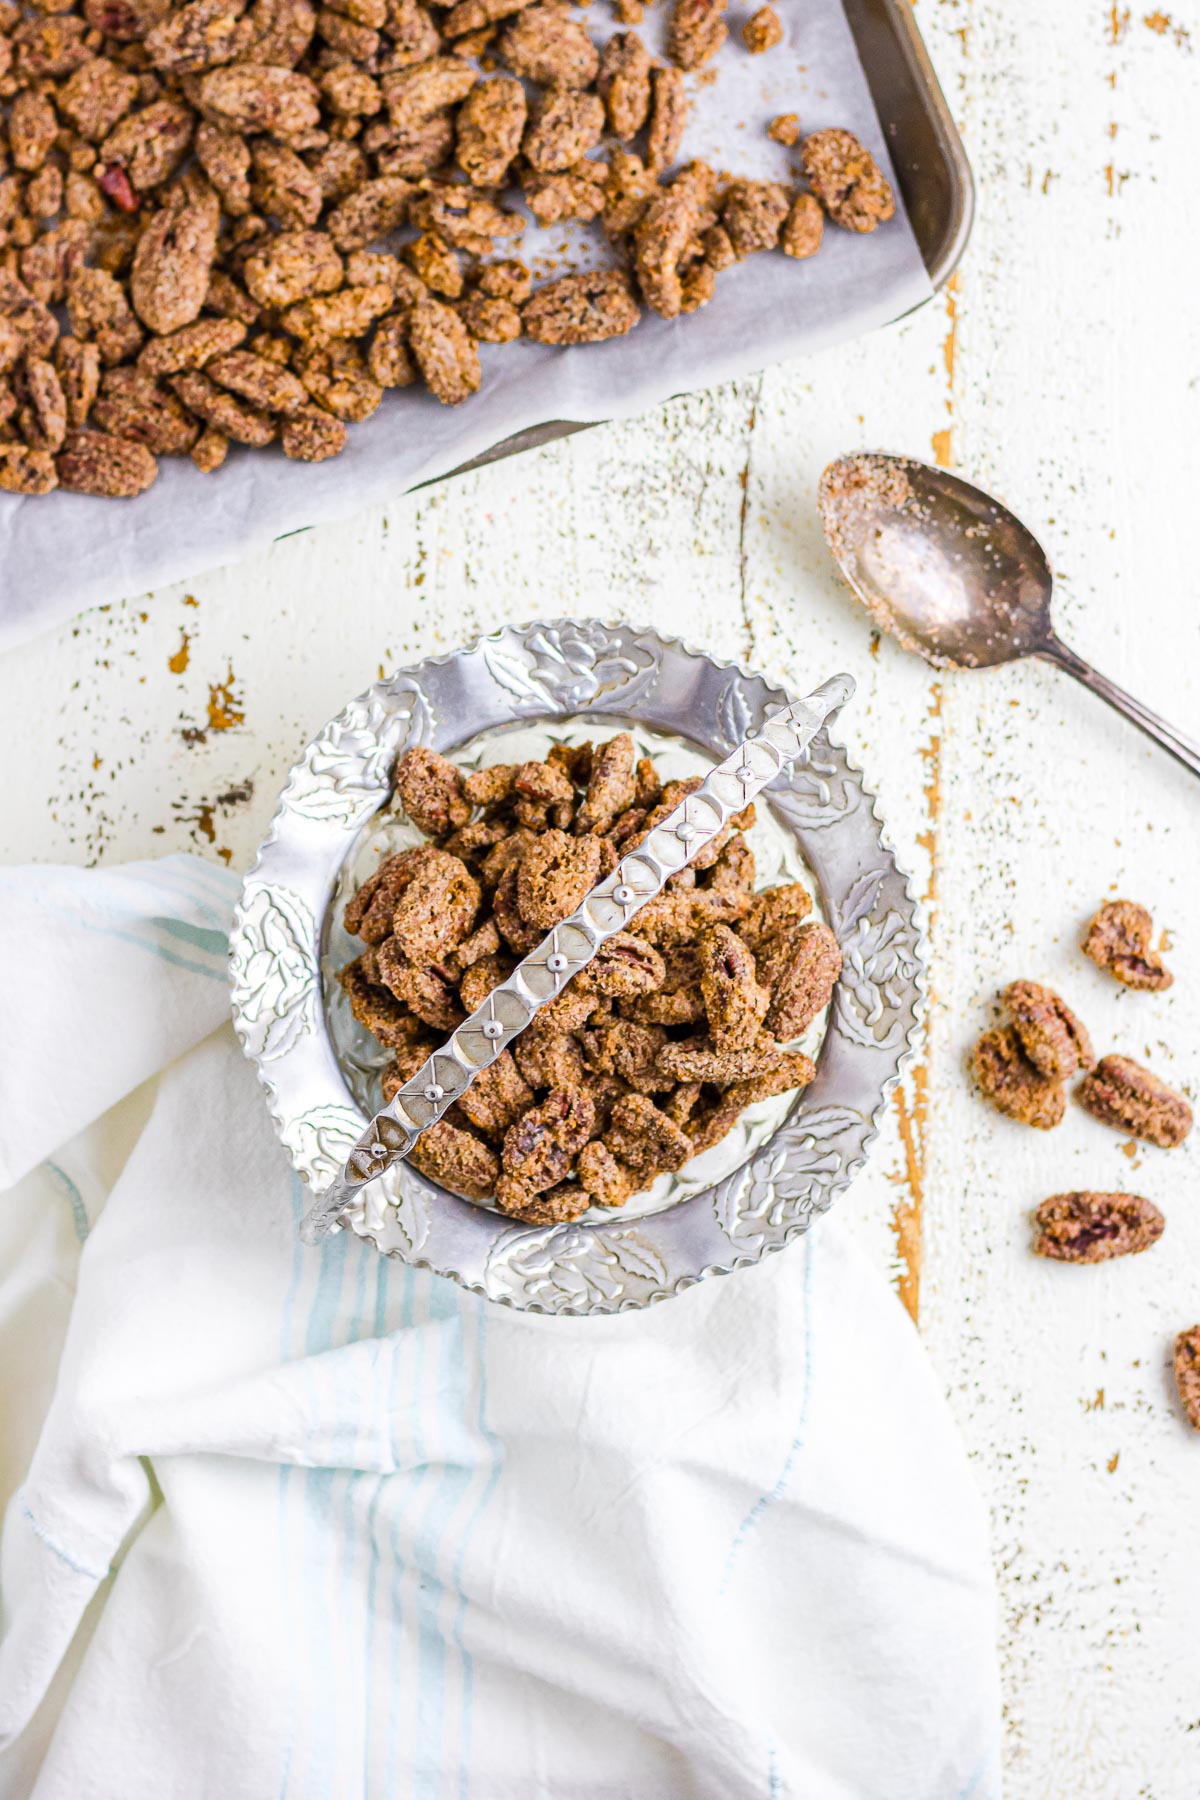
[229,621,926,1315]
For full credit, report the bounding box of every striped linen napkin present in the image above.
[0,855,1001,1800]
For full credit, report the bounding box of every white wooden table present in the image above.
[2,3,1198,1791]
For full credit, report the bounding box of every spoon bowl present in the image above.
[818,451,1200,779]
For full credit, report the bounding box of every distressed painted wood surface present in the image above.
[2,2,1198,1791]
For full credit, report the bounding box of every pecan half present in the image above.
[1033,1191,1164,1264]
[1076,1055,1193,1148]
[1082,899,1173,991]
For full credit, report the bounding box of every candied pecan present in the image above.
[456,1050,534,1141]
[320,62,382,118]
[382,54,475,129]
[583,1018,672,1094]
[233,0,317,65]
[685,1053,815,1151]
[497,3,598,87]
[457,292,521,343]
[92,365,199,452]
[376,938,464,1031]
[19,220,89,308]
[1002,979,1092,1082]
[781,191,823,260]
[502,1084,596,1191]
[15,15,91,81]
[346,843,441,939]
[56,336,102,428]
[9,91,59,174]
[100,99,194,192]
[347,251,425,305]
[27,165,64,222]
[191,425,228,470]
[406,231,462,298]
[316,5,378,57]
[459,950,514,1011]
[625,943,705,1024]
[633,182,699,319]
[409,1119,499,1201]
[382,0,442,60]
[325,173,412,249]
[58,56,140,141]
[0,444,58,494]
[764,921,841,1040]
[56,426,158,495]
[492,861,543,953]
[455,73,525,187]
[408,292,480,403]
[743,4,782,52]
[646,64,686,173]
[243,227,343,306]
[391,849,481,961]
[706,834,755,898]
[605,1092,690,1178]
[1082,898,1173,991]
[296,341,383,418]
[394,744,471,837]
[130,182,219,333]
[14,357,67,453]
[1174,1328,1200,1432]
[369,111,455,177]
[65,265,140,362]
[138,314,246,374]
[380,1036,440,1101]
[515,827,601,930]
[668,0,725,69]
[768,112,800,146]
[1032,1191,1165,1264]
[739,880,813,956]
[596,29,651,140]
[282,282,392,340]
[367,313,417,386]
[581,932,665,1001]
[450,916,502,970]
[410,183,524,254]
[145,0,247,72]
[250,138,321,226]
[657,1033,786,1085]
[576,1139,635,1206]
[308,137,368,200]
[801,128,895,233]
[1077,1055,1193,1149]
[84,0,171,39]
[338,952,423,1047]
[171,367,275,444]
[523,88,604,175]
[722,178,789,257]
[480,828,537,887]
[204,270,260,324]
[440,0,530,33]
[493,1173,588,1224]
[971,1025,1065,1130]
[207,347,307,413]
[198,64,321,133]
[559,735,630,839]
[696,923,770,1049]
[602,147,655,236]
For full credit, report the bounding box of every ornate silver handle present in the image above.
[300,672,856,1243]
[1040,637,1200,781]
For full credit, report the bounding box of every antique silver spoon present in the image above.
[818,452,1200,780]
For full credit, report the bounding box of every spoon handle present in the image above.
[1040,637,1200,781]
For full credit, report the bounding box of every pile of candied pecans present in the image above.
[0,0,895,497]
[970,896,1200,1431]
[338,734,842,1227]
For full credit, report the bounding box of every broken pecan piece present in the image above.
[1082,898,1173,991]
[801,127,895,233]
[971,1025,1065,1130]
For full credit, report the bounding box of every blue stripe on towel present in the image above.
[720,1234,816,1595]
[454,1299,504,1800]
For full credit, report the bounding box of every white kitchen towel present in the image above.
[0,856,1002,1800]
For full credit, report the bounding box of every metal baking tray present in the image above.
[427,0,973,489]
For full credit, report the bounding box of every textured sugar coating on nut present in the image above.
[768,112,800,146]
[198,64,321,134]
[93,366,199,453]
[604,147,656,237]
[1033,1191,1165,1264]
[633,180,701,318]
[455,1050,533,1141]
[408,294,480,403]
[498,3,598,87]
[171,367,276,444]
[347,843,441,940]
[57,426,158,495]
[1077,1055,1193,1149]
[597,29,651,140]
[523,271,640,346]
[971,1025,1065,1130]
[0,444,59,494]
[801,127,895,233]
[1174,1328,1200,1431]
[391,849,481,961]
[582,932,665,1000]
[781,192,823,260]
[1002,979,1093,1082]
[576,1139,635,1207]
[739,880,813,955]
[764,921,842,1041]
[572,733,636,834]
[138,315,248,375]
[668,0,727,70]
[646,64,687,173]
[605,1092,691,1178]
[382,56,476,129]
[409,1119,500,1201]
[130,186,219,334]
[376,938,464,1031]
[455,74,526,186]
[523,87,605,174]
[1082,899,1173,991]
[208,348,308,415]
[722,179,790,257]
[338,953,424,1048]
[502,1084,596,1191]
[516,828,602,930]
[394,744,470,837]
[742,4,782,53]
[523,163,608,228]
[698,924,769,1049]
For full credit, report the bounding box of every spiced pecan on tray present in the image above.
[0,0,895,497]
[337,737,840,1225]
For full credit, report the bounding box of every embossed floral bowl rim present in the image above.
[229,620,926,1316]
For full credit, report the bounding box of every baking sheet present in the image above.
[0,0,932,652]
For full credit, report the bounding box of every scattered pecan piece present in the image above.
[454,73,525,186]
[1002,979,1092,1082]
[93,365,200,452]
[409,1119,499,1201]
[56,426,158,495]
[646,64,686,172]
[781,192,823,259]
[393,743,471,837]
[801,127,895,232]
[597,29,651,139]
[668,0,726,70]
[1077,1055,1193,1149]
[497,2,598,87]
[1174,1328,1200,1432]
[407,292,480,402]
[971,1025,1065,1130]
[1082,899,1173,991]
[742,4,782,53]
[1033,1191,1164,1264]
[768,112,799,146]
